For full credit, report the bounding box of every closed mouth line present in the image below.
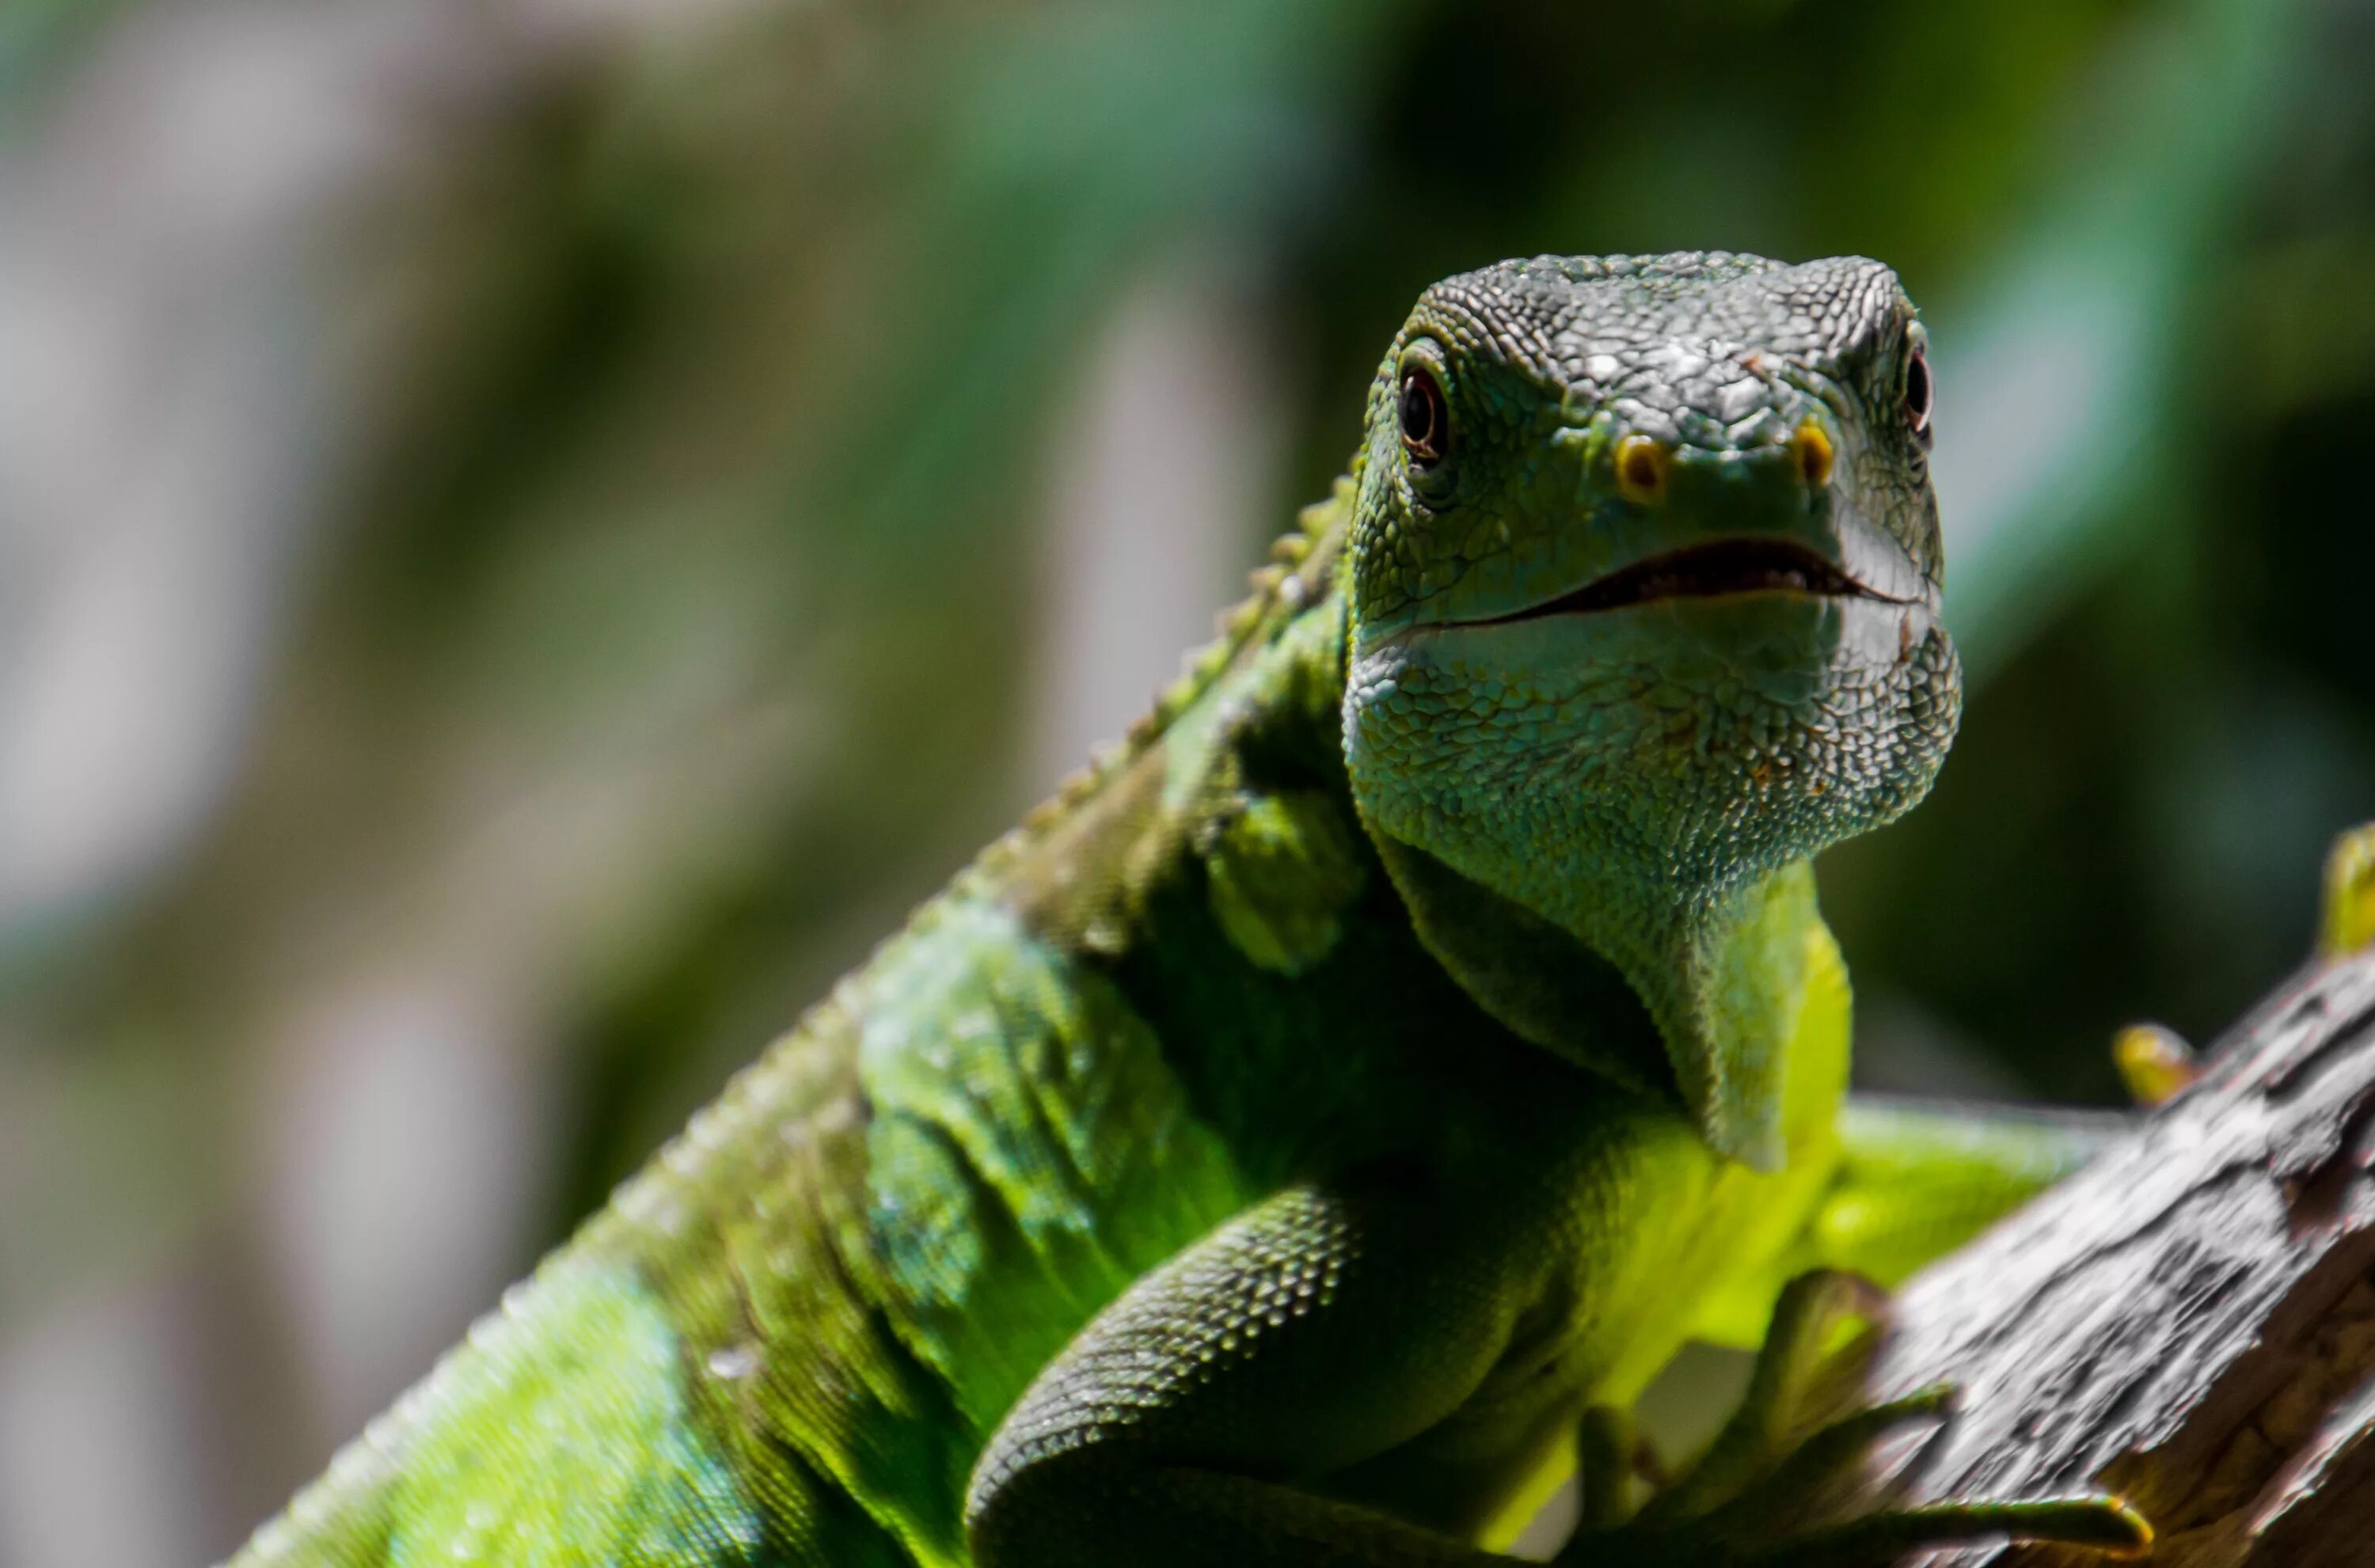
[1472,538,1903,625]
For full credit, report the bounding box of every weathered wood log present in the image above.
[1872,945,2375,1566]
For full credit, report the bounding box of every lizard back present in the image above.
[226,488,1362,1568]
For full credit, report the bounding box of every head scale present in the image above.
[1342,252,1959,1166]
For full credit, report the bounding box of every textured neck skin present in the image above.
[1337,252,1959,1166]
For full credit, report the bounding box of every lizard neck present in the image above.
[1362,808,1824,1170]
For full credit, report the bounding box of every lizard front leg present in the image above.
[965,1176,1532,1568]
[967,1174,2146,1568]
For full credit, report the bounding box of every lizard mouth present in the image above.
[1480,538,1898,625]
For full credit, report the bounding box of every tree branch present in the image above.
[1872,948,2375,1566]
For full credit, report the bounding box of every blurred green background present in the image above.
[2,0,2369,1562]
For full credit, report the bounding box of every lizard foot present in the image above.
[2113,1021,2198,1107]
[1557,1270,2149,1566]
[2322,822,2375,960]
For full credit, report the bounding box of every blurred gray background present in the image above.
[2,0,2372,1562]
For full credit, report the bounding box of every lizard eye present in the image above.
[1902,344,1932,439]
[1399,367,1448,467]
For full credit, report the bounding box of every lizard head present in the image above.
[1342,252,1957,1167]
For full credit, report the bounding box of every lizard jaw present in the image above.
[1466,538,1891,625]
[1421,509,1935,632]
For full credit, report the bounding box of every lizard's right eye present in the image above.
[1399,368,1448,468]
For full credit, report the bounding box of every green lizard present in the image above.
[227,252,2154,1568]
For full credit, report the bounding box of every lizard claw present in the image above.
[1557,1271,2152,1566]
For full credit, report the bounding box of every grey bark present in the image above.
[1870,948,2375,1566]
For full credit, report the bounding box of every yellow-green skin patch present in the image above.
[1203,791,1369,974]
[857,897,1252,1430]
[393,1265,762,1567]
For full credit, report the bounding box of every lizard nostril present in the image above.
[1614,435,1668,504]
[1792,420,1834,489]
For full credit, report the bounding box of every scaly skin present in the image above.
[226,254,2141,1568]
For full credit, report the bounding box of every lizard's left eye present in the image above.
[1399,368,1449,467]
[1902,344,1932,439]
